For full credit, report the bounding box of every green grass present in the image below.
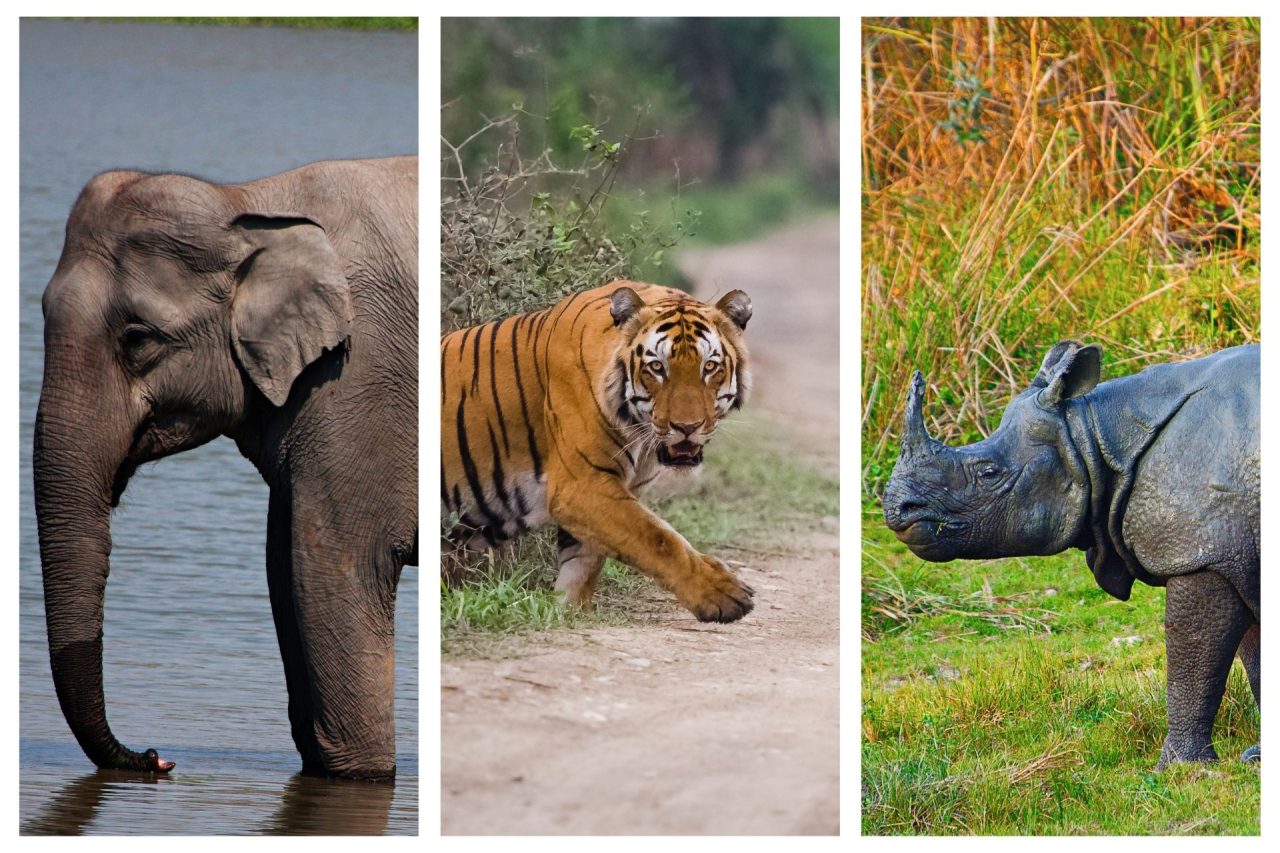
[862,501,1260,835]
[442,415,837,654]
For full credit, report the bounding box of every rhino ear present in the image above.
[1032,341,1081,387]
[1036,342,1101,407]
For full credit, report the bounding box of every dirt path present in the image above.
[440,217,840,835]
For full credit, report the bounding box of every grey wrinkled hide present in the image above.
[883,342,1259,769]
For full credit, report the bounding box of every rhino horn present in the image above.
[902,370,943,457]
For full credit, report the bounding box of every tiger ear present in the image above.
[716,290,752,331]
[610,287,644,327]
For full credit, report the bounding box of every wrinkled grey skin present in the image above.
[883,342,1259,769]
[34,157,418,780]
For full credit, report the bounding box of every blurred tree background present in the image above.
[441,17,839,329]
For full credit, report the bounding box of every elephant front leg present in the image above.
[1158,571,1252,770]
[554,527,607,608]
[265,491,326,775]
[548,471,753,622]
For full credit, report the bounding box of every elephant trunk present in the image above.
[33,388,173,774]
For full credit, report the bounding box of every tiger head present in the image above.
[606,286,752,468]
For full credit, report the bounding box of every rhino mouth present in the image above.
[892,518,969,558]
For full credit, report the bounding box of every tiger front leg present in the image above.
[547,472,754,623]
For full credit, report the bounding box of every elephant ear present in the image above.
[229,214,353,407]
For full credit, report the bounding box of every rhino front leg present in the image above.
[1237,623,1260,763]
[1158,571,1252,770]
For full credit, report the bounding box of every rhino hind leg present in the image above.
[1157,571,1253,770]
[1236,623,1260,764]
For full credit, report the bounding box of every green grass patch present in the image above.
[442,415,837,654]
[861,501,1260,835]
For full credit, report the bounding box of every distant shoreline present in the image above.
[43,17,417,31]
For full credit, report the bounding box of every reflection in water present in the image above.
[21,770,399,836]
[264,775,396,835]
[21,771,171,836]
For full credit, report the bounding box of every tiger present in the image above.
[441,279,755,622]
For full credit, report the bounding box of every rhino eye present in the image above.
[979,465,1002,480]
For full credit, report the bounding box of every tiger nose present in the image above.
[672,420,704,438]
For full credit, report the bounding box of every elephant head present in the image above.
[34,169,354,772]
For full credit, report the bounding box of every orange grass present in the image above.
[861,17,1259,494]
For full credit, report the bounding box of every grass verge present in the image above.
[442,415,837,655]
[861,501,1260,835]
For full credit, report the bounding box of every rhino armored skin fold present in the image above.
[883,342,1259,769]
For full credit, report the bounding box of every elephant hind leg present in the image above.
[290,503,399,780]
[1159,571,1252,769]
[266,490,325,775]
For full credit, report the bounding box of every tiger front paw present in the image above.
[681,555,754,623]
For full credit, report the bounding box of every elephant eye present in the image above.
[121,324,152,349]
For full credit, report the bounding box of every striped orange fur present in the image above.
[441,280,755,622]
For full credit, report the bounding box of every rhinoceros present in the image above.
[882,341,1259,769]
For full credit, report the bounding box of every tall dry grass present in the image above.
[861,17,1259,494]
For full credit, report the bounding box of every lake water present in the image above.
[18,20,418,835]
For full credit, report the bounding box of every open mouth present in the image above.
[657,440,703,467]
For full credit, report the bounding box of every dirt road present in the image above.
[440,217,840,835]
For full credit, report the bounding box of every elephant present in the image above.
[33,156,418,781]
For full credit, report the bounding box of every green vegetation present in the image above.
[862,17,1259,491]
[442,416,837,654]
[105,18,417,31]
[863,508,1259,834]
[862,18,1259,834]
[442,17,838,277]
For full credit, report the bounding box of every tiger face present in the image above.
[607,286,752,468]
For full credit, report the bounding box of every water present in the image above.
[18,20,418,835]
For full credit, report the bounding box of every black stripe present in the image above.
[487,421,511,510]
[440,336,450,408]
[489,315,511,455]
[557,527,579,551]
[455,389,507,533]
[457,325,473,362]
[470,319,490,394]
[509,313,543,478]
[576,448,624,479]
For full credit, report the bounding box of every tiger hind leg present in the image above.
[554,527,606,609]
